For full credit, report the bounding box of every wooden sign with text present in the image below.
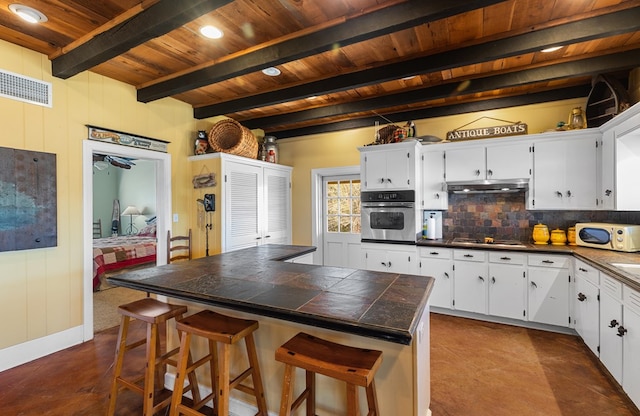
[447,123,528,141]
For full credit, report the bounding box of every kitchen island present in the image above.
[108,244,434,415]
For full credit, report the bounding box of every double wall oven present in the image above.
[361,190,418,243]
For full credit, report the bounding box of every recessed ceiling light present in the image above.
[200,25,223,39]
[307,95,318,100]
[402,76,416,81]
[262,67,281,77]
[9,4,47,23]
[541,46,562,53]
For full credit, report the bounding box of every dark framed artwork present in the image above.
[0,147,57,252]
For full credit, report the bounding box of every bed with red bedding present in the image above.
[92,235,156,291]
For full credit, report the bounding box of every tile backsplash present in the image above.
[433,193,640,243]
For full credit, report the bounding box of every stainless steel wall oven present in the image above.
[361,190,417,243]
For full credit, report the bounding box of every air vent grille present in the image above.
[0,69,52,107]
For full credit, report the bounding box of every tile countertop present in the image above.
[107,244,434,346]
[417,239,640,292]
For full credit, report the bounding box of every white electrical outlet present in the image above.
[173,213,179,222]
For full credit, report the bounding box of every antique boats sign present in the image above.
[447,122,528,141]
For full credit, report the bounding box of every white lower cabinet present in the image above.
[600,274,623,383]
[418,247,453,308]
[488,252,526,320]
[622,285,640,408]
[453,250,488,314]
[574,259,600,356]
[361,243,418,274]
[527,254,570,327]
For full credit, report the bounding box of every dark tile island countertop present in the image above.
[108,244,434,345]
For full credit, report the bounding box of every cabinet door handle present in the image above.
[567,190,572,197]
[491,276,496,284]
[579,267,588,272]
[381,262,388,267]
[577,292,586,302]
[386,178,392,183]
[555,191,563,198]
[430,251,440,255]
[617,326,628,337]
[474,169,481,177]
[388,261,392,268]
[500,256,511,261]
[256,237,262,240]
[265,235,271,238]
[487,169,493,177]
[464,254,474,258]
[605,189,612,196]
[609,319,619,328]
[379,178,385,184]
[444,272,450,279]
[530,281,537,288]
[542,260,554,264]
[435,193,440,199]
[478,276,485,282]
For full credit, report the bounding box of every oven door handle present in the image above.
[362,202,415,208]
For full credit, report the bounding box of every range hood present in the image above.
[446,179,529,194]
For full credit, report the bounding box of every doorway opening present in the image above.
[82,140,171,340]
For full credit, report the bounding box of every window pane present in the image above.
[353,215,361,233]
[339,182,350,197]
[340,199,350,214]
[340,217,351,233]
[327,216,338,232]
[351,199,360,214]
[352,181,361,197]
[327,198,338,215]
[326,181,338,197]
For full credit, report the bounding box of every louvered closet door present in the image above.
[263,167,291,245]
[225,162,263,252]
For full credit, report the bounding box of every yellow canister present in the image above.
[567,226,576,246]
[532,223,550,245]
[551,229,567,246]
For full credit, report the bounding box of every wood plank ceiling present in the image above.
[1,0,639,139]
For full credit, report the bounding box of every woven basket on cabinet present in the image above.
[207,119,258,159]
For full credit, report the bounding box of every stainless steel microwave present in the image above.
[575,223,640,252]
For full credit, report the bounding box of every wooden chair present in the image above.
[167,229,192,263]
[275,332,383,416]
[169,309,268,416]
[107,298,200,416]
[93,218,102,238]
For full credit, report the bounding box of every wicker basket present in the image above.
[208,119,258,159]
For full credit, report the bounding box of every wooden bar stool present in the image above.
[107,297,200,416]
[275,332,383,416]
[169,309,268,416]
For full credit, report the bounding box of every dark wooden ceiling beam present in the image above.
[194,7,640,118]
[270,85,591,139]
[242,49,640,130]
[137,0,507,103]
[51,0,233,79]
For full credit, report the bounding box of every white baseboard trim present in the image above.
[164,372,276,416]
[0,325,84,372]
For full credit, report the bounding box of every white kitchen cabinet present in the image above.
[418,247,453,308]
[361,243,418,274]
[600,273,623,383]
[453,250,488,314]
[622,285,640,408]
[527,254,570,327]
[531,131,599,210]
[445,140,531,182]
[421,148,447,210]
[223,159,292,252]
[359,141,420,191]
[599,130,615,210]
[573,259,600,356]
[488,252,526,320]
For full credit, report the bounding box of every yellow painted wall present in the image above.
[278,98,586,245]
[0,39,196,350]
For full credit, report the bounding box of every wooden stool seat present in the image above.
[107,298,199,416]
[169,310,268,416]
[275,332,383,416]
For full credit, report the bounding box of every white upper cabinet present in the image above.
[359,141,420,191]
[531,130,600,210]
[421,148,447,210]
[599,100,640,210]
[445,140,531,182]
